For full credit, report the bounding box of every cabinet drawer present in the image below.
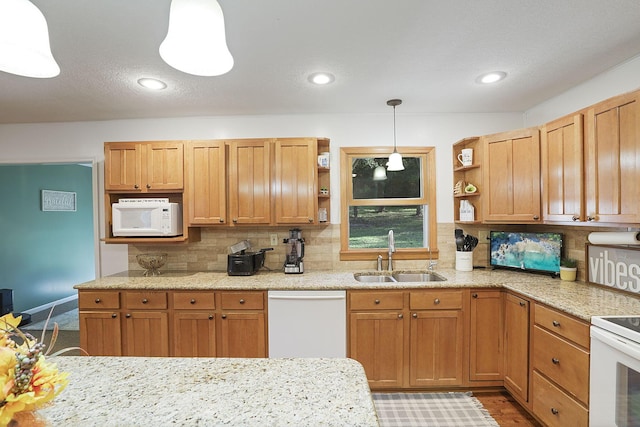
[172,292,215,310]
[220,291,264,310]
[349,291,404,310]
[533,325,589,404]
[124,291,168,309]
[410,290,463,310]
[79,291,120,309]
[532,371,588,427]
[535,304,590,349]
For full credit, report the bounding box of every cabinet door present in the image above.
[104,142,142,191]
[349,311,404,389]
[585,90,640,224]
[483,128,541,223]
[79,311,122,356]
[123,311,170,356]
[469,290,503,382]
[409,310,464,387]
[504,293,530,402]
[274,138,317,224]
[186,140,227,225]
[228,139,272,225]
[218,312,266,358]
[172,311,216,357]
[144,141,184,191]
[541,114,584,223]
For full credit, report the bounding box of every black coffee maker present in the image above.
[283,228,304,274]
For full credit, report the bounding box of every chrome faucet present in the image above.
[427,246,438,271]
[388,230,395,271]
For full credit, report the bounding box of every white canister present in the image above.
[455,251,473,271]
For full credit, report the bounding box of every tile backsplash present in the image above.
[129,223,633,281]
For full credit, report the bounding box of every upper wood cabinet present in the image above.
[186,140,227,225]
[482,127,541,223]
[274,138,319,224]
[541,114,584,223]
[585,90,640,224]
[228,139,272,225]
[105,141,184,192]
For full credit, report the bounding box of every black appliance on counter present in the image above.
[227,246,273,276]
[283,228,305,274]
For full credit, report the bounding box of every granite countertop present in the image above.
[75,268,640,321]
[39,357,379,426]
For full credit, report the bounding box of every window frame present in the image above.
[339,146,438,261]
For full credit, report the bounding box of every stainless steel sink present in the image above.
[392,272,447,282]
[354,271,447,283]
[353,274,397,283]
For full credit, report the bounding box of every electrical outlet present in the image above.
[270,234,278,246]
[478,230,489,242]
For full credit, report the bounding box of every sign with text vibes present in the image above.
[588,245,640,295]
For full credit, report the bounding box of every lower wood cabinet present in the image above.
[469,290,504,384]
[531,303,590,427]
[348,289,467,390]
[504,292,530,403]
[79,289,267,358]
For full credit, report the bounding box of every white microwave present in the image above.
[112,199,183,237]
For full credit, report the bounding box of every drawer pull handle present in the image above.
[519,301,526,307]
[133,184,139,189]
[221,314,227,319]
[398,314,403,319]
[552,357,560,364]
[472,293,478,298]
[94,298,101,304]
[126,313,131,318]
[190,299,196,304]
[209,315,214,320]
[412,313,418,318]
[434,298,440,305]
[239,299,245,304]
[572,215,580,221]
[551,408,559,415]
[146,184,151,189]
[142,298,148,304]
[552,320,560,327]
[375,299,381,304]
[111,313,117,318]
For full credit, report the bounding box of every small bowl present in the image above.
[136,253,167,276]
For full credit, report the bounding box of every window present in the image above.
[340,147,437,261]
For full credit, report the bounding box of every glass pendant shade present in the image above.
[373,165,388,181]
[0,0,60,78]
[159,0,234,77]
[387,151,405,171]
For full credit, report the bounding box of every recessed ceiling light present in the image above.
[308,72,335,85]
[137,77,167,90]
[477,71,507,84]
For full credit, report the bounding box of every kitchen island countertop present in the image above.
[39,356,379,426]
[75,268,640,321]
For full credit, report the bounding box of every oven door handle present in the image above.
[592,326,640,360]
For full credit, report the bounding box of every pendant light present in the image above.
[386,99,404,171]
[373,165,387,181]
[159,0,234,77]
[0,0,60,78]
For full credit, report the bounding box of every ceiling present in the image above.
[2,0,640,124]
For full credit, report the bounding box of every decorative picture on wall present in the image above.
[41,190,77,212]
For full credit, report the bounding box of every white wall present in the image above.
[524,54,640,125]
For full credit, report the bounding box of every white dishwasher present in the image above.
[268,290,346,358]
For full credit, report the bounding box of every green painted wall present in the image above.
[0,164,95,312]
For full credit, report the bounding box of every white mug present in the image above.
[457,148,473,166]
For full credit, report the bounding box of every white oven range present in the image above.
[590,315,640,427]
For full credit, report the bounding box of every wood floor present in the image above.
[475,391,542,426]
